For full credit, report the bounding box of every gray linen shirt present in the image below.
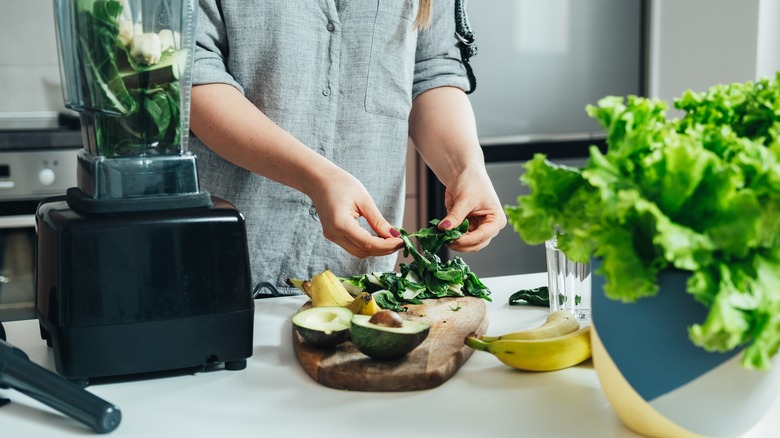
[190,0,470,295]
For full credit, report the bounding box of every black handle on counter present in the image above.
[0,338,121,434]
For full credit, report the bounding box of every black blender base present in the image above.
[35,195,255,382]
[224,359,247,371]
[38,309,253,382]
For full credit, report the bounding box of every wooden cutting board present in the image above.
[292,296,488,392]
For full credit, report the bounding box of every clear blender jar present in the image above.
[53,0,205,207]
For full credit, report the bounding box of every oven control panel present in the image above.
[0,149,78,201]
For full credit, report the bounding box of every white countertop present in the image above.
[2,272,779,437]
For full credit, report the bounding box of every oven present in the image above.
[0,114,81,323]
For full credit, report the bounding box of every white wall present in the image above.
[756,0,780,79]
[0,1,65,122]
[649,0,779,110]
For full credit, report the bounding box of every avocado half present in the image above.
[292,306,353,347]
[350,313,431,360]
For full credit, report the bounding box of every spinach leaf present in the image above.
[411,218,469,255]
[508,287,550,307]
[340,219,491,311]
[371,290,406,313]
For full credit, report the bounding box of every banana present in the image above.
[310,269,355,307]
[358,293,381,316]
[345,292,368,314]
[289,270,381,316]
[348,292,381,316]
[479,310,580,342]
[286,277,312,298]
[465,325,592,372]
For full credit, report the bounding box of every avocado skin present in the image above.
[292,307,352,347]
[350,316,430,360]
[294,324,351,347]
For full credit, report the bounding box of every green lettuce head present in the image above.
[505,72,780,370]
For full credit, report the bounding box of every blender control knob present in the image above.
[39,168,56,186]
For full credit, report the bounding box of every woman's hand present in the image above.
[306,164,404,259]
[438,166,506,252]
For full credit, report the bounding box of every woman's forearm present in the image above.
[189,83,338,196]
[408,86,486,186]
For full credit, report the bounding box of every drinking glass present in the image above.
[545,236,591,321]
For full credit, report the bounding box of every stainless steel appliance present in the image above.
[35,0,254,383]
[0,116,80,323]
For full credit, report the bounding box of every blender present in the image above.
[36,0,254,382]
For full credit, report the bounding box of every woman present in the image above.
[189,0,505,295]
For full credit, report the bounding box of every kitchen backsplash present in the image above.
[0,0,66,122]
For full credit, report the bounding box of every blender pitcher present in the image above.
[53,0,205,206]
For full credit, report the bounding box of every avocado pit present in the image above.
[368,309,404,328]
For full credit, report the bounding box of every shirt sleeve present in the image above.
[412,0,472,100]
[193,0,245,94]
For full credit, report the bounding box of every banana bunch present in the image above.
[465,310,592,371]
[287,269,380,316]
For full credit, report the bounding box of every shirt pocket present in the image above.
[365,0,417,120]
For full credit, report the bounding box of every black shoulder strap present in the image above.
[454,0,477,94]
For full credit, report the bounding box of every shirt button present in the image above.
[322,87,331,96]
[326,21,335,32]
[309,206,317,216]
[317,148,325,155]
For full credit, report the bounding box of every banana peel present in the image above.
[479,310,579,342]
[286,277,312,298]
[287,270,380,316]
[311,270,353,307]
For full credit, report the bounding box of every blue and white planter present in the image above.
[591,263,780,438]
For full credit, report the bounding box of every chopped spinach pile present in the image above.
[505,72,780,369]
[74,0,185,156]
[341,219,491,312]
